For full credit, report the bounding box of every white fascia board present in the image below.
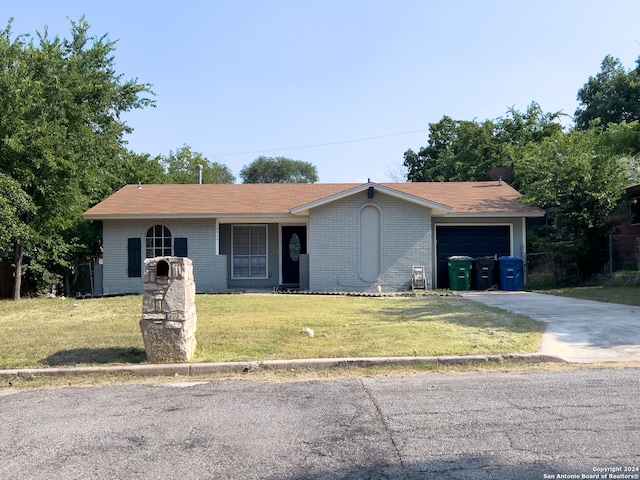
[445,211,545,218]
[290,183,453,215]
[217,216,307,224]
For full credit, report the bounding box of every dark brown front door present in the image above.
[281,226,306,285]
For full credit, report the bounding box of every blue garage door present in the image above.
[436,226,510,288]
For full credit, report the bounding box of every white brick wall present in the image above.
[308,191,432,292]
[102,219,224,295]
[100,201,526,295]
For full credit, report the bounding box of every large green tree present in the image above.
[403,104,564,190]
[240,156,318,183]
[404,105,637,277]
[157,145,235,184]
[518,126,633,275]
[575,55,640,131]
[0,18,155,299]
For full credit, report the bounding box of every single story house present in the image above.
[83,181,544,295]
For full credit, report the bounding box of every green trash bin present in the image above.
[447,256,473,291]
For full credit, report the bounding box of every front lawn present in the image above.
[0,293,544,369]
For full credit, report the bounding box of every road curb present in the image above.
[0,353,565,380]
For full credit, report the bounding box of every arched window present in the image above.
[146,225,172,258]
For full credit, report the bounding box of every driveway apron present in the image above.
[459,291,640,363]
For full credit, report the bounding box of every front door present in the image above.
[281,226,307,286]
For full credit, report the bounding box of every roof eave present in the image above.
[445,211,546,218]
[84,213,298,221]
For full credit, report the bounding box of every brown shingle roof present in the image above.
[83,182,543,219]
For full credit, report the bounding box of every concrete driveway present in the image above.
[459,291,640,363]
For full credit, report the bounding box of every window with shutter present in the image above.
[127,238,142,277]
[174,238,188,257]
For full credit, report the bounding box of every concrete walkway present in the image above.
[459,291,640,363]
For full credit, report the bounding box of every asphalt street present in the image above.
[1,367,639,480]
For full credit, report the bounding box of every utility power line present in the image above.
[208,129,427,157]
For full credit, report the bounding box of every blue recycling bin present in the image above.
[498,256,523,291]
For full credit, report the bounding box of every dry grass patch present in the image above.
[0,293,544,369]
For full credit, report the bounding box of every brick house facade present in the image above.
[84,181,544,294]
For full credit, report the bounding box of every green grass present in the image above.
[538,286,640,306]
[0,293,544,369]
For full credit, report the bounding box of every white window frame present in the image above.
[145,224,172,258]
[231,225,268,279]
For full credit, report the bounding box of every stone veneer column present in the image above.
[140,257,197,363]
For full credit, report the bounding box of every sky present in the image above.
[5,1,640,183]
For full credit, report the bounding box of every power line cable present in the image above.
[208,129,427,156]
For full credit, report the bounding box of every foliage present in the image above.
[518,126,631,275]
[102,151,166,193]
[403,103,564,190]
[0,174,35,256]
[575,55,640,131]
[240,156,319,183]
[0,18,155,298]
[404,102,637,278]
[156,145,235,184]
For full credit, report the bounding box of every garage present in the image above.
[435,225,511,288]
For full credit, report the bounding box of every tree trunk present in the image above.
[12,242,24,301]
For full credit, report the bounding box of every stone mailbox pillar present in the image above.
[140,257,197,363]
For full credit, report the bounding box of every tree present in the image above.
[403,104,564,190]
[157,145,235,184]
[0,173,35,263]
[0,18,155,299]
[240,156,318,183]
[404,104,637,278]
[404,116,506,183]
[575,55,640,130]
[105,151,166,191]
[518,126,633,276]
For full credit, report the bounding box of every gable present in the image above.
[289,183,453,215]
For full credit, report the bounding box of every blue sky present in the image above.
[6,1,640,183]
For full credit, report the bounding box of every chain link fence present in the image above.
[526,235,640,288]
[525,252,557,289]
[525,252,583,288]
[62,262,100,298]
[609,234,640,273]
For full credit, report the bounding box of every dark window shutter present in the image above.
[174,237,188,257]
[128,238,141,277]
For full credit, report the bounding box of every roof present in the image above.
[83,181,545,220]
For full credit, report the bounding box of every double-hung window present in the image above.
[232,225,267,278]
